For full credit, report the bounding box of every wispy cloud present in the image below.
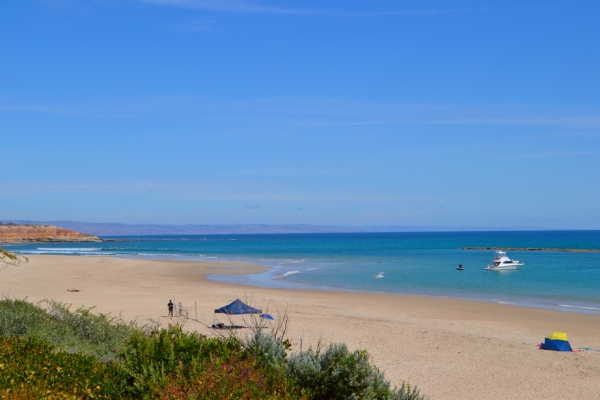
[133,0,499,18]
[135,0,312,15]
[3,95,600,129]
[0,179,448,203]
[325,8,483,18]
[497,150,599,160]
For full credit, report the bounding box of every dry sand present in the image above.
[2,255,600,399]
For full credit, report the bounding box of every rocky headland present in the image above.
[0,224,101,243]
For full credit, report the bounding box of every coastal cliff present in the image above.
[0,224,101,243]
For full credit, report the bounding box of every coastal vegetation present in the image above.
[0,298,426,399]
[0,248,18,261]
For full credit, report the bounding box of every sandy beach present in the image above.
[2,255,600,399]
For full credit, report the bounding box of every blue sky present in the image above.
[1,0,599,229]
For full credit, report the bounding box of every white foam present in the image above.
[37,247,98,251]
[559,304,600,311]
[307,267,318,270]
[280,270,301,277]
[20,250,97,254]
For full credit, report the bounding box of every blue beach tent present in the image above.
[214,299,262,315]
[541,332,573,352]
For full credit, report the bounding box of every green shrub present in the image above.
[0,336,127,399]
[241,329,289,369]
[287,343,392,400]
[117,324,237,396]
[118,324,300,399]
[286,349,322,391]
[158,354,302,400]
[393,381,427,400]
[0,299,132,360]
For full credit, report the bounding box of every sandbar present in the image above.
[1,255,599,399]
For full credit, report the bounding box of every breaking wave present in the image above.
[558,304,600,311]
[279,270,301,278]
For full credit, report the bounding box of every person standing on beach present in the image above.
[168,300,174,317]
[178,302,183,317]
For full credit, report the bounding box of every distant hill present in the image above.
[0,223,100,243]
[7,221,546,237]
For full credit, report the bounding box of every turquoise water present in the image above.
[5,231,600,314]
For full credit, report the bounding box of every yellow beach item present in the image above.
[547,332,568,341]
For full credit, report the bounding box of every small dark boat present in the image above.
[456,264,464,271]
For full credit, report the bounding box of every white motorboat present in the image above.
[485,251,524,271]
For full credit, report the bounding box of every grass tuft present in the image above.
[0,248,18,261]
[0,299,132,360]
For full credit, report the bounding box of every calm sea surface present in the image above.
[5,231,600,314]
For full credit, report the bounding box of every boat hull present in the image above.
[486,263,523,271]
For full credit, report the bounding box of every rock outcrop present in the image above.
[0,224,101,243]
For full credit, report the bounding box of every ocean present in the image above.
[5,231,600,314]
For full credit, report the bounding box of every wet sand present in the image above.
[2,255,600,399]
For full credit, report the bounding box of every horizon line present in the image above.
[8,219,600,234]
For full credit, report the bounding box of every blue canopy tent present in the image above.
[213,299,262,329]
[214,299,262,315]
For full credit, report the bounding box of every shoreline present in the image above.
[1,255,600,399]
[5,249,600,316]
[111,254,600,317]
[209,267,600,316]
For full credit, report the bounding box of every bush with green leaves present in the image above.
[393,382,427,400]
[118,324,300,399]
[0,298,132,360]
[286,342,392,400]
[241,328,289,369]
[117,325,238,396]
[0,336,128,399]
